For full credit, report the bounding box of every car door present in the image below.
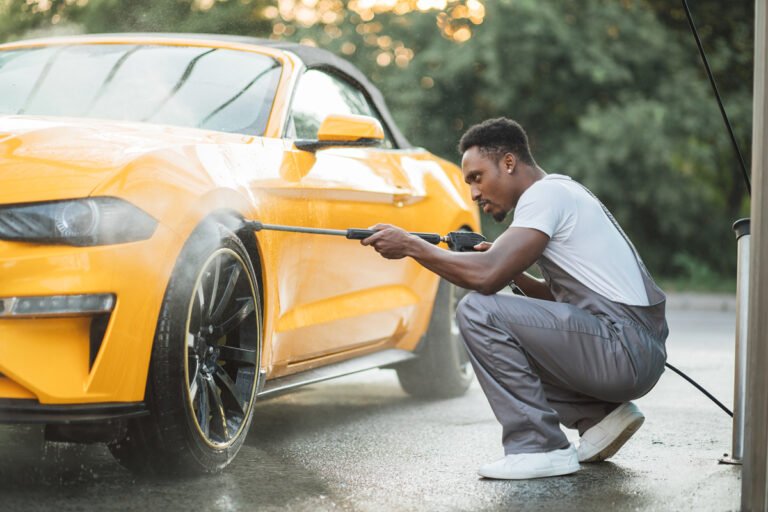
[268,69,428,367]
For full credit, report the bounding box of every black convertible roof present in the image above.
[45,33,412,148]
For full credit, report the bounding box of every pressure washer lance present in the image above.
[243,220,529,296]
[243,221,487,252]
[243,221,733,418]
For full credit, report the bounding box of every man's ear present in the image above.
[504,153,517,174]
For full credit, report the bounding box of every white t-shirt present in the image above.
[510,174,650,306]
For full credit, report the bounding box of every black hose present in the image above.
[665,361,733,417]
[681,0,751,196]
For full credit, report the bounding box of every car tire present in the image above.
[396,279,473,399]
[108,221,262,475]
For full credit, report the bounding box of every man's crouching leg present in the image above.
[455,291,579,479]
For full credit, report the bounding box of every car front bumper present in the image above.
[0,224,181,410]
[0,399,148,424]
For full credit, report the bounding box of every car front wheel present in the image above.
[109,222,262,474]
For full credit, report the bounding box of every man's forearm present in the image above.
[411,248,552,299]
[406,237,496,292]
[362,224,549,295]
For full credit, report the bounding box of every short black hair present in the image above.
[458,117,536,166]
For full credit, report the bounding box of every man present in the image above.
[361,117,668,480]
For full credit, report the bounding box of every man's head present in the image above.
[458,118,540,222]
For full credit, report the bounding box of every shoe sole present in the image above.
[580,414,645,463]
[478,462,580,480]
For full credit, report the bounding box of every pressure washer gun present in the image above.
[243,221,486,252]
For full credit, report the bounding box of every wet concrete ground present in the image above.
[0,307,740,511]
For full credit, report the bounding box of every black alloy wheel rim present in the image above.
[184,248,260,448]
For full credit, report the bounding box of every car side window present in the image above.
[287,69,393,148]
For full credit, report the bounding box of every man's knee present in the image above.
[456,291,497,340]
[457,290,486,319]
[457,290,518,321]
[457,292,535,344]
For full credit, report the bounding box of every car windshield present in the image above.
[0,44,282,135]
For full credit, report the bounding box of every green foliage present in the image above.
[0,0,753,289]
[0,0,272,41]
[349,0,750,284]
[0,0,67,40]
[662,253,737,293]
[68,0,272,36]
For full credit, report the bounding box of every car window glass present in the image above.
[0,47,71,113]
[146,48,281,134]
[289,69,392,148]
[75,45,210,121]
[0,44,281,136]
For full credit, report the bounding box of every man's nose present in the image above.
[470,186,481,201]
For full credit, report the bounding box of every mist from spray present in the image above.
[14,20,86,42]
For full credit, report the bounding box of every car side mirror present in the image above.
[294,114,385,152]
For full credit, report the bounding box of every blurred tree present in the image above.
[0,0,753,283]
[68,0,272,36]
[0,0,273,41]
[0,0,71,40]
[280,0,751,278]
[649,0,753,233]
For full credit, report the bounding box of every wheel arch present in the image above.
[113,211,267,474]
[198,209,272,375]
[197,209,266,317]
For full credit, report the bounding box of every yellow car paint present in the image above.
[0,35,480,405]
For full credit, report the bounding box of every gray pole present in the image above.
[743,0,768,509]
[720,220,750,465]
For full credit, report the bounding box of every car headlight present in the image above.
[0,197,158,246]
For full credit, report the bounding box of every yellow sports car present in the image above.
[0,33,480,474]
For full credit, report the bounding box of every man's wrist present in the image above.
[405,234,428,259]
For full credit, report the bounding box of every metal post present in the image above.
[742,0,768,509]
[721,219,750,465]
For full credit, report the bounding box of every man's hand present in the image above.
[361,223,548,296]
[360,223,417,259]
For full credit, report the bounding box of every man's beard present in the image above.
[493,209,509,222]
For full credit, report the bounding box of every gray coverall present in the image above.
[456,187,668,454]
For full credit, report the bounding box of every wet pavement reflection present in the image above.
[0,309,742,511]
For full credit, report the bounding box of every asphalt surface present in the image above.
[0,305,741,511]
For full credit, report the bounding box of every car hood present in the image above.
[0,115,255,205]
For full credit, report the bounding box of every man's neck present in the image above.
[518,164,547,188]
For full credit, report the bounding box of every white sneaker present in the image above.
[477,445,580,480]
[577,402,645,462]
